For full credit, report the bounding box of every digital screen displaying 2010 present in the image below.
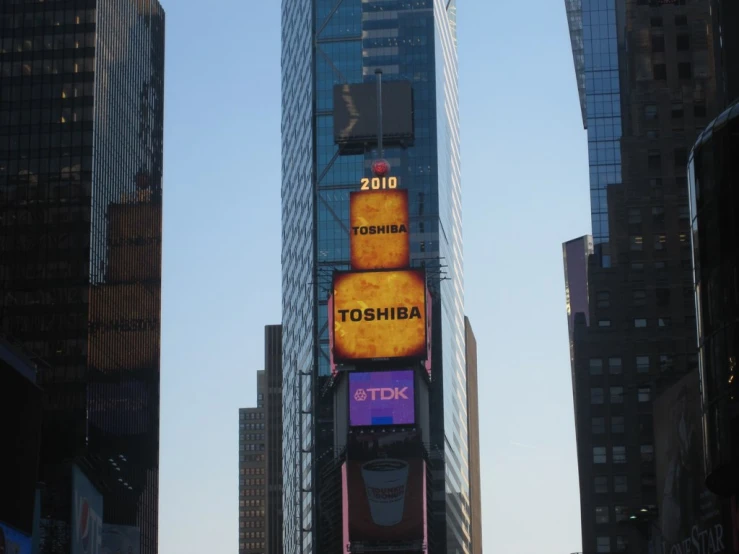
[349,370,415,426]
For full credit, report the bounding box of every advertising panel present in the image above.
[71,465,103,554]
[332,269,426,363]
[349,370,415,426]
[350,189,410,270]
[345,457,424,543]
[102,524,140,554]
[654,371,732,554]
[0,522,32,554]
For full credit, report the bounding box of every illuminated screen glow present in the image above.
[350,189,409,270]
[332,269,427,363]
[349,370,415,426]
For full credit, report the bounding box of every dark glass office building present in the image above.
[563,1,723,553]
[264,325,283,554]
[688,0,739,514]
[280,1,466,553]
[0,1,165,553]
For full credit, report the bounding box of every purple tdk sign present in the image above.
[349,370,415,426]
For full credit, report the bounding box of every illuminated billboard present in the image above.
[71,465,103,554]
[350,189,410,270]
[344,457,425,543]
[332,269,426,363]
[349,370,415,426]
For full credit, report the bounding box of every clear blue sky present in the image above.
[159,0,592,552]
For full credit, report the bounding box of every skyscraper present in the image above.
[465,317,482,554]
[563,1,720,552]
[239,372,267,554]
[0,2,165,553]
[263,325,283,554]
[280,1,466,553]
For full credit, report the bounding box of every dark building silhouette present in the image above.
[0,339,42,537]
[0,2,165,552]
[465,317,482,554]
[564,1,722,553]
[239,372,267,554]
[264,325,283,554]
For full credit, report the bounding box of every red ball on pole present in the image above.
[372,159,390,177]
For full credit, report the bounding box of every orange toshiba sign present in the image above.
[332,269,426,363]
[350,189,410,270]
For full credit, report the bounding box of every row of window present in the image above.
[629,233,690,251]
[0,32,96,53]
[645,101,704,121]
[645,148,691,170]
[240,433,265,441]
[596,535,628,553]
[597,316,695,329]
[595,505,630,524]
[240,468,264,476]
[239,478,264,486]
[238,508,265,517]
[592,445,654,464]
[239,542,264,551]
[625,205,690,225]
[591,386,651,404]
[240,412,264,420]
[0,57,95,77]
[239,515,264,526]
[588,354,676,374]
[239,454,265,462]
[238,501,264,508]
[239,444,265,452]
[646,12,690,27]
[0,10,96,29]
[649,33,691,54]
[240,422,265,430]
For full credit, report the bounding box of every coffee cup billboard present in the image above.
[345,457,424,542]
[332,269,427,363]
[350,189,410,270]
[349,370,415,426]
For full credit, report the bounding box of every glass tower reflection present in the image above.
[281,0,467,553]
[0,2,164,553]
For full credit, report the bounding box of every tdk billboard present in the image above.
[71,465,103,554]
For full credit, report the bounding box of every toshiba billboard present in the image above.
[332,269,427,363]
[350,189,410,270]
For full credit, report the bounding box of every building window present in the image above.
[590,359,604,375]
[639,387,652,402]
[672,103,684,119]
[648,150,662,170]
[633,290,647,306]
[609,357,623,374]
[594,447,607,464]
[592,388,605,404]
[652,35,665,52]
[694,102,706,117]
[614,506,628,522]
[644,104,658,120]
[596,506,610,524]
[641,444,655,462]
[613,446,627,464]
[647,129,660,139]
[675,14,688,26]
[652,206,665,224]
[635,318,648,328]
[631,262,645,272]
[610,387,624,404]
[592,417,606,434]
[596,292,611,308]
[654,234,666,250]
[654,64,667,80]
[678,63,692,80]
[636,356,650,373]
[658,317,672,328]
[597,536,611,553]
[612,416,625,433]
[598,320,612,328]
[594,476,609,493]
[616,536,629,552]
[614,475,628,493]
[675,148,688,167]
[628,208,642,224]
[630,236,644,251]
[650,17,663,27]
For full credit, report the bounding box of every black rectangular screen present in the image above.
[333,81,414,149]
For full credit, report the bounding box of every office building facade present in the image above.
[264,325,283,554]
[239,371,267,554]
[280,1,466,553]
[0,1,165,553]
[564,1,721,552]
[465,317,482,554]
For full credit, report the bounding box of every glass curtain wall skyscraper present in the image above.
[280,1,466,553]
[0,2,165,553]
